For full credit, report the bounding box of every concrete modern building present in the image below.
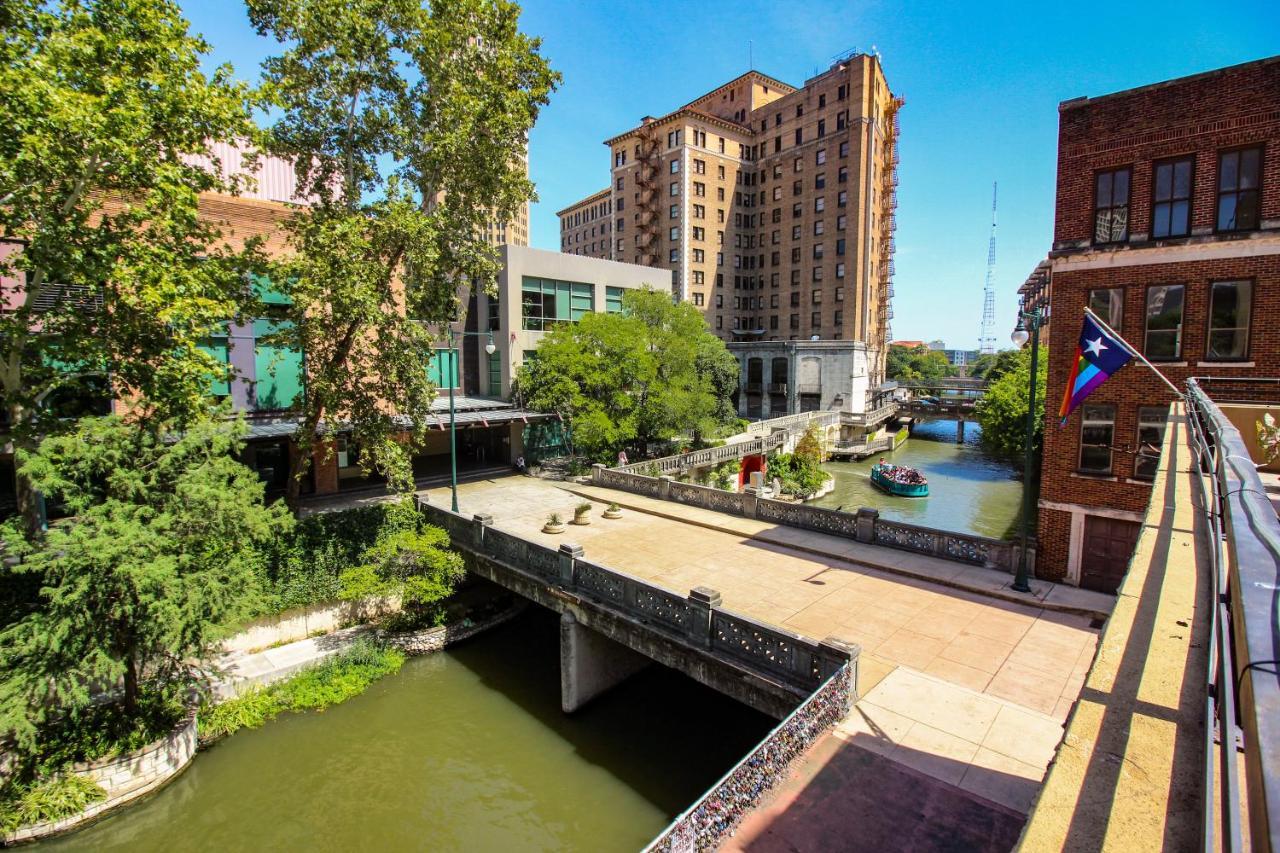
[1037,55,1280,593]
[557,53,901,391]
[459,244,663,399]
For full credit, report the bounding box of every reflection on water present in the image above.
[812,420,1024,540]
[43,610,771,853]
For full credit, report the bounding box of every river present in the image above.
[811,419,1025,540]
[44,610,772,852]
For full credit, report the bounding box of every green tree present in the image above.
[970,349,1021,383]
[0,416,291,750]
[975,346,1049,459]
[336,498,464,613]
[0,0,260,526]
[514,288,740,460]
[248,0,559,500]
[886,344,950,387]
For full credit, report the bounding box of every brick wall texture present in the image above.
[1038,56,1280,584]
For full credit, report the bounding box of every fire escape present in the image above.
[633,121,662,268]
[874,96,904,381]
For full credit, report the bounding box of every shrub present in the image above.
[575,501,592,515]
[768,452,828,498]
[199,639,404,741]
[0,775,106,832]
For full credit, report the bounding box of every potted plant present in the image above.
[572,501,592,525]
[603,501,623,519]
[542,512,565,534]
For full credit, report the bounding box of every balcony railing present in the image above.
[1185,378,1280,853]
[767,382,788,395]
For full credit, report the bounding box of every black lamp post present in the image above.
[436,327,496,513]
[1009,307,1043,593]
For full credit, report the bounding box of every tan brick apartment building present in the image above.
[557,54,901,383]
[1037,56,1280,593]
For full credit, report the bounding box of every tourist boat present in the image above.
[870,463,929,498]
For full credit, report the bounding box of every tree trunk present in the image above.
[123,654,139,716]
[7,401,42,535]
[285,409,324,509]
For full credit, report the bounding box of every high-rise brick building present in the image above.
[558,53,901,386]
[1037,56,1280,593]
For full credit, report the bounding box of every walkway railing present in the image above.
[839,402,899,427]
[643,662,854,853]
[1185,378,1280,853]
[743,409,840,436]
[592,466,1028,573]
[614,433,786,476]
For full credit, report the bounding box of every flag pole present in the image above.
[1082,307,1184,398]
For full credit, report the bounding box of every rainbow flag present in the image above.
[1059,312,1134,423]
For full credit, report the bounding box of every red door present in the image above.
[1080,516,1141,593]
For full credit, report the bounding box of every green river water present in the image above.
[812,419,1026,540]
[43,610,771,853]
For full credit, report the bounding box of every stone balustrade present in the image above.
[416,498,854,696]
[644,661,854,852]
[591,466,1033,574]
[744,409,840,436]
[613,433,785,477]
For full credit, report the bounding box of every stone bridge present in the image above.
[416,497,858,719]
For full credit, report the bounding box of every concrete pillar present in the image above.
[819,637,860,708]
[659,475,672,500]
[591,463,606,483]
[473,513,493,549]
[855,507,879,543]
[687,586,721,650]
[956,418,966,443]
[558,542,582,586]
[559,611,650,713]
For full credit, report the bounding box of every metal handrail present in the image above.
[1185,378,1280,853]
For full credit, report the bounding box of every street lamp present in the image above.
[1009,307,1043,593]
[436,327,497,512]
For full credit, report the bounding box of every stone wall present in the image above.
[593,464,1028,573]
[221,595,403,655]
[644,662,854,852]
[2,713,199,845]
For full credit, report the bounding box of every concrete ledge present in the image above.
[2,711,198,845]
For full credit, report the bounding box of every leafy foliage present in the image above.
[1258,413,1280,464]
[198,639,405,740]
[335,499,464,609]
[975,346,1049,458]
[886,345,951,387]
[0,0,261,523]
[969,350,1022,383]
[766,452,829,499]
[793,424,827,465]
[514,288,740,460]
[246,0,560,499]
[0,775,106,833]
[0,416,291,752]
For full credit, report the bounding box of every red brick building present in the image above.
[1037,56,1280,593]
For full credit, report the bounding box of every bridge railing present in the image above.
[1185,378,1280,853]
[743,409,840,436]
[591,466,1028,574]
[416,496,855,695]
[839,402,899,427]
[643,661,854,853]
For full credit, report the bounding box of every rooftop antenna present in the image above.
[979,182,998,355]
[748,40,753,70]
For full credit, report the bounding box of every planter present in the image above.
[603,508,623,519]
[542,522,566,534]
[572,514,591,526]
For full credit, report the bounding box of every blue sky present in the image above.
[182,0,1277,349]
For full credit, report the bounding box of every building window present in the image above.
[1094,167,1131,244]
[1144,284,1184,360]
[814,220,825,236]
[692,226,705,241]
[692,248,705,263]
[835,264,845,280]
[693,204,705,218]
[694,182,706,197]
[813,244,824,260]
[811,311,821,328]
[1079,404,1115,474]
[839,141,849,158]
[794,157,802,173]
[670,182,679,196]
[692,270,704,286]
[670,159,680,174]
[792,203,801,219]
[815,173,826,190]
[669,249,678,263]
[693,292,705,306]
[811,289,822,304]
[521,277,594,331]
[1217,146,1262,232]
[835,286,844,301]
[817,119,826,138]
[1088,288,1124,331]
[487,350,502,396]
[1206,279,1252,360]
[837,190,848,208]
[669,226,679,241]
[816,148,826,165]
[838,166,848,183]
[773,186,782,201]
[716,316,723,329]
[605,286,624,314]
[615,176,624,190]
[790,314,799,330]
[814,197,825,213]
[1134,406,1168,481]
[837,214,847,230]
[1151,156,1193,238]
[812,267,823,282]
[833,310,843,326]
[693,158,706,174]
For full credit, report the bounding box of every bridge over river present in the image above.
[403,471,1112,847]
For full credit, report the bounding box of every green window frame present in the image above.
[253,318,303,410]
[521,276,595,330]
[427,348,459,389]
[487,351,502,396]
[198,326,231,397]
[605,286,624,314]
